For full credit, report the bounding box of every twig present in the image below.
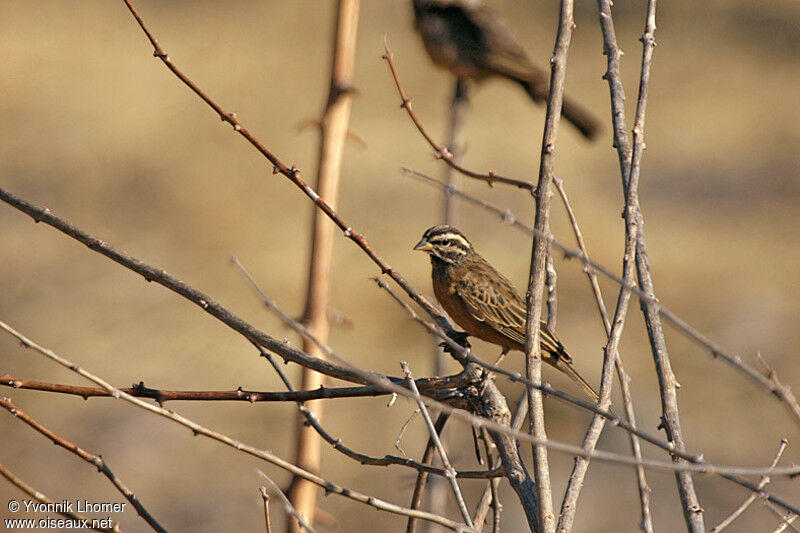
[403,166,800,428]
[711,439,788,532]
[431,74,471,529]
[774,513,799,533]
[525,1,580,529]
[474,392,526,531]
[370,277,800,475]
[597,0,705,529]
[290,0,360,526]
[395,408,421,455]
[120,0,799,436]
[756,353,800,425]
[258,471,319,533]
[1,187,757,475]
[252,336,499,481]
[766,505,800,533]
[402,362,474,529]
[0,320,470,531]
[0,462,118,533]
[552,176,653,533]
[405,412,451,533]
[0,397,167,533]
[260,487,273,533]
[477,427,502,533]
[556,97,641,530]
[382,44,535,193]
[0,375,402,403]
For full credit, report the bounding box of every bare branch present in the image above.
[596,0,705,528]
[260,487,273,533]
[525,1,581,529]
[711,439,788,532]
[382,44,535,193]
[403,167,800,426]
[0,375,395,403]
[403,362,474,528]
[556,87,641,529]
[0,320,470,531]
[405,412,451,533]
[0,397,167,533]
[258,471,319,533]
[773,513,799,533]
[552,177,653,533]
[474,392,527,531]
[290,0,360,526]
[0,462,118,533]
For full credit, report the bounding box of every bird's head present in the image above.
[414,225,472,264]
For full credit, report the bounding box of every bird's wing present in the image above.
[454,262,571,362]
[469,5,547,86]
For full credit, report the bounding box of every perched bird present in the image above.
[412,0,601,140]
[414,225,599,402]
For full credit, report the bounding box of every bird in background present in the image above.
[415,225,600,402]
[412,0,601,140]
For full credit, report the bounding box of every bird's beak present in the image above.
[414,238,433,252]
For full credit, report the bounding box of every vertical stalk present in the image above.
[526,1,577,531]
[287,1,359,530]
[427,76,469,533]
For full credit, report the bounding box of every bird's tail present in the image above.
[519,79,602,140]
[554,357,601,405]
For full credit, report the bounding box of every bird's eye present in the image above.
[441,239,451,246]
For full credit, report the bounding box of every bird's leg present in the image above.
[492,347,510,367]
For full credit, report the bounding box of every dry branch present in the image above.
[382,46,535,193]
[596,0,705,529]
[1,190,796,485]
[0,463,118,533]
[403,362,474,528]
[405,412,451,533]
[259,471,319,533]
[0,375,394,403]
[525,1,580,529]
[0,398,166,532]
[0,320,469,531]
[711,439,788,532]
[290,1,360,527]
[552,178,653,532]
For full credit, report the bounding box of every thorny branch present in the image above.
[525,0,580,529]
[711,439,788,532]
[402,362,474,528]
[382,44,536,193]
[0,398,166,533]
[258,470,319,533]
[0,320,472,531]
[0,463,118,533]
[596,0,706,530]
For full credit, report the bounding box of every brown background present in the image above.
[1,1,799,531]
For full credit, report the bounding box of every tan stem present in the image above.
[287,1,359,530]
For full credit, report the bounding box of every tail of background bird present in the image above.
[519,79,601,140]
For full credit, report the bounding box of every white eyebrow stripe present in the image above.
[431,232,470,249]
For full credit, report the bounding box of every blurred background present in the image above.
[1,0,798,531]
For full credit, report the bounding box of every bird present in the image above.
[414,224,600,402]
[411,0,601,140]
